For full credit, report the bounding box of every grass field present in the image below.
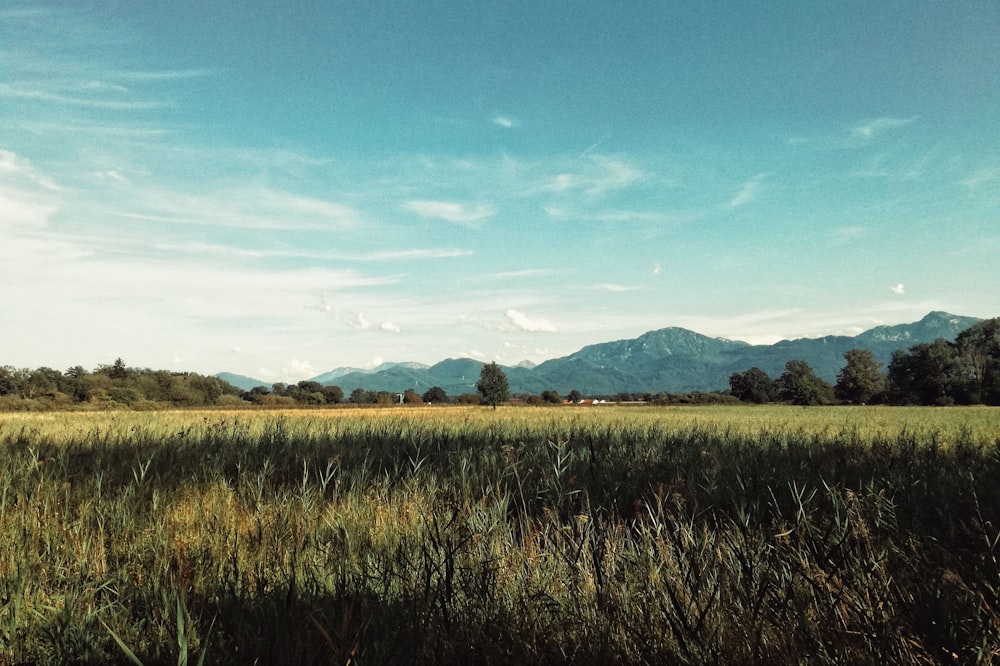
[1,405,999,664]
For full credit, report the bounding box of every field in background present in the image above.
[2,405,999,664]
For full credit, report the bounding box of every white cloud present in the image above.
[652,263,662,276]
[350,313,372,330]
[505,309,558,333]
[492,115,515,128]
[891,283,906,295]
[380,321,401,333]
[403,200,496,225]
[261,359,318,382]
[0,191,58,229]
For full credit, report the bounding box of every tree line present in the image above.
[729,318,1000,406]
[0,358,243,410]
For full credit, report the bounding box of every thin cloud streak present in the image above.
[851,116,918,140]
[403,200,496,225]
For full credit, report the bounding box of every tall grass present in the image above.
[1,406,998,664]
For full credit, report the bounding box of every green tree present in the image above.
[834,349,886,404]
[322,385,344,404]
[887,339,959,405]
[422,386,448,404]
[63,365,90,401]
[0,366,16,396]
[567,389,583,403]
[476,362,510,409]
[297,380,324,394]
[540,389,561,404]
[299,391,325,405]
[107,357,129,380]
[955,318,1000,405]
[729,367,775,403]
[777,360,834,405]
[403,388,423,404]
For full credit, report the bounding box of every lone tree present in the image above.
[778,359,834,406]
[476,362,510,409]
[421,386,448,404]
[835,348,886,404]
[729,367,776,403]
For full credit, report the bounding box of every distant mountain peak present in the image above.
[222,311,988,396]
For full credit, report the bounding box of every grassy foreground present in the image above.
[1,405,999,664]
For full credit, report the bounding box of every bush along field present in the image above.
[1,406,999,665]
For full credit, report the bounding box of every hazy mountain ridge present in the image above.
[310,361,430,385]
[218,312,983,396]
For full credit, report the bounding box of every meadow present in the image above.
[1,405,999,665]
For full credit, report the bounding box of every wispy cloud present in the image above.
[832,226,867,242]
[403,199,495,225]
[543,156,644,197]
[111,68,219,82]
[729,174,766,207]
[358,248,472,261]
[593,283,637,292]
[112,187,363,231]
[0,150,61,191]
[851,117,917,141]
[890,283,906,295]
[493,268,558,279]
[0,82,166,111]
[0,150,61,229]
[492,115,515,129]
[962,166,1000,191]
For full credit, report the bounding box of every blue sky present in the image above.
[2,1,999,382]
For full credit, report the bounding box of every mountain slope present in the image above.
[215,372,268,392]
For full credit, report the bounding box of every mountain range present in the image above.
[218,311,983,395]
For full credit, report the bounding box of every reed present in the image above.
[1,405,998,664]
